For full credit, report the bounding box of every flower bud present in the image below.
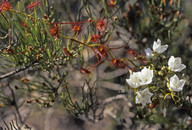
[158,70,164,76]
[113,16,118,21]
[27,100,32,103]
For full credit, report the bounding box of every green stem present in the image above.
[102,0,109,17]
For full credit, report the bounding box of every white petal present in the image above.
[153,41,160,52]
[179,79,186,88]
[135,88,153,106]
[157,39,161,44]
[126,79,133,88]
[169,75,186,92]
[170,74,179,81]
[126,77,141,89]
[171,86,182,92]
[168,56,186,72]
[152,39,168,54]
[168,56,175,67]
[139,67,153,85]
[174,57,182,65]
[159,44,168,53]
[172,64,186,72]
[178,64,186,71]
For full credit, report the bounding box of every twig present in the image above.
[2,117,10,130]
[7,85,23,124]
[0,61,38,80]
[14,113,20,130]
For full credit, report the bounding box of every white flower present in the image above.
[145,48,152,58]
[153,39,168,54]
[139,67,153,85]
[126,67,153,88]
[136,88,153,106]
[169,74,186,92]
[168,56,186,72]
[126,72,142,88]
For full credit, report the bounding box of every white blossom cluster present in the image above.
[126,39,186,106]
[126,67,153,89]
[126,67,154,107]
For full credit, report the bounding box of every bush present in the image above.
[0,0,191,129]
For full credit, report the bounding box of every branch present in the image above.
[8,84,23,124]
[0,61,38,80]
[0,50,73,80]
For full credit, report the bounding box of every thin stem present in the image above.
[123,59,139,68]
[53,20,99,25]
[10,9,50,24]
[0,61,38,80]
[60,34,100,61]
[0,12,11,29]
[88,51,103,69]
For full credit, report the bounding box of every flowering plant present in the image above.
[126,39,188,120]
[0,0,191,129]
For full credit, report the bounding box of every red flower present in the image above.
[26,1,40,11]
[73,24,82,32]
[128,50,138,57]
[98,46,108,57]
[96,19,108,32]
[149,101,159,109]
[3,45,15,55]
[22,22,28,29]
[50,24,60,39]
[91,35,100,42]
[0,0,12,13]
[111,59,126,69]
[109,0,116,7]
[80,67,91,74]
